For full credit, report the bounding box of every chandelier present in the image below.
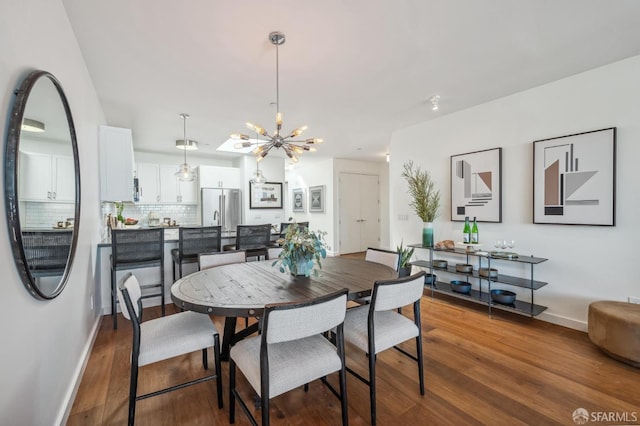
[175,113,197,182]
[232,31,323,163]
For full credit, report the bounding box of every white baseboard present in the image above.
[537,311,588,332]
[56,314,102,426]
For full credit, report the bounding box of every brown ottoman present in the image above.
[588,301,640,367]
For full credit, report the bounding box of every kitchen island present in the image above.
[95,227,280,315]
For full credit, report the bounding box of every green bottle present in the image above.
[463,216,471,243]
[471,216,479,244]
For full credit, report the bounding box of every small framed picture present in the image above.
[308,185,325,213]
[292,188,306,212]
[249,182,283,209]
[450,147,502,222]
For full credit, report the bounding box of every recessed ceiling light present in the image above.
[429,95,440,111]
[175,139,198,150]
[22,118,45,132]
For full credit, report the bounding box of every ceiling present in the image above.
[62,0,640,163]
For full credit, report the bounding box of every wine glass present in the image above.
[506,240,515,252]
[499,239,508,250]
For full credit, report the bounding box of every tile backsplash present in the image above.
[22,201,76,229]
[101,202,198,227]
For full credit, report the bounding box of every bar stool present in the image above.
[171,226,222,281]
[111,228,164,330]
[224,224,271,261]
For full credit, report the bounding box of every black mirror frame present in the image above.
[4,70,81,300]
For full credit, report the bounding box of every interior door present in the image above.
[338,173,380,254]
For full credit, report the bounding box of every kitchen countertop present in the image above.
[97,228,280,248]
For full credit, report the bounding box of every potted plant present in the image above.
[401,161,441,247]
[397,240,414,277]
[272,222,328,277]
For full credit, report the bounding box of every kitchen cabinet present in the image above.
[99,125,134,202]
[19,151,75,202]
[136,162,160,203]
[198,165,241,189]
[410,244,548,317]
[160,165,197,203]
[135,163,197,204]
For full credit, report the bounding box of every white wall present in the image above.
[0,0,105,424]
[241,155,287,226]
[390,55,640,331]
[285,158,336,253]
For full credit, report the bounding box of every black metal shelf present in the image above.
[408,244,548,264]
[412,245,548,318]
[427,281,547,317]
[410,260,548,290]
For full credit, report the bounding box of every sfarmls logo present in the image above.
[573,408,638,424]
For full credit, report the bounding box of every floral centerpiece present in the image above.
[272,222,328,277]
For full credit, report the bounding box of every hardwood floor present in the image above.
[68,260,640,425]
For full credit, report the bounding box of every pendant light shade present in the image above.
[176,113,196,182]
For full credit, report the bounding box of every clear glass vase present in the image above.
[293,259,312,276]
[422,222,434,247]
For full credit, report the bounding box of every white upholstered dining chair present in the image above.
[117,272,223,426]
[198,249,246,270]
[229,289,349,426]
[343,271,425,425]
[353,247,400,305]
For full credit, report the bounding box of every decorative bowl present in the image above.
[450,280,471,294]
[491,289,516,305]
[432,259,448,269]
[424,273,437,285]
[479,267,498,278]
[455,263,473,273]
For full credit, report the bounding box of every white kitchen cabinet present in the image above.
[99,125,134,202]
[135,163,197,204]
[159,165,178,202]
[198,165,241,189]
[19,151,75,202]
[136,162,160,203]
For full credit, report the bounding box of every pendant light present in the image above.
[250,133,267,184]
[231,31,323,163]
[175,113,196,182]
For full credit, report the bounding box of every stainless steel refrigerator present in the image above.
[201,188,242,232]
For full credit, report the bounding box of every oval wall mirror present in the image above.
[4,70,81,300]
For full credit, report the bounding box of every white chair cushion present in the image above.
[365,249,399,271]
[266,294,347,343]
[344,305,418,354]
[138,311,218,366]
[230,334,342,399]
[199,251,245,270]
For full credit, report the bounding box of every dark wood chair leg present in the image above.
[229,359,236,424]
[111,268,118,330]
[369,348,377,425]
[214,334,223,409]
[128,359,139,426]
[202,348,208,370]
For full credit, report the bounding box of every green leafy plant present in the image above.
[396,240,414,268]
[114,202,125,223]
[272,222,328,277]
[401,161,441,222]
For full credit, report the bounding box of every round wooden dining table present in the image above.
[171,256,397,359]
